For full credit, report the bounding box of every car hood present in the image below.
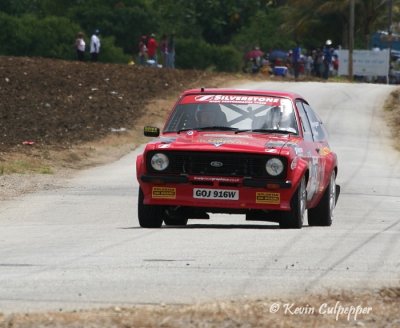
[149,131,301,155]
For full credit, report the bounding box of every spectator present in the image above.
[304,52,313,76]
[286,50,293,75]
[292,42,301,80]
[90,29,101,62]
[138,35,148,65]
[160,34,169,68]
[323,40,333,79]
[167,33,176,68]
[311,49,318,76]
[75,32,85,61]
[315,48,324,77]
[147,33,158,64]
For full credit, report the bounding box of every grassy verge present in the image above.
[384,89,400,151]
[0,157,52,175]
[0,288,399,328]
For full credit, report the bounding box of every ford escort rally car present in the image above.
[136,88,340,229]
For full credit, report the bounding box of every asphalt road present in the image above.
[0,82,399,313]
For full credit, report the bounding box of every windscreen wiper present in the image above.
[195,126,239,131]
[176,126,239,134]
[235,128,296,135]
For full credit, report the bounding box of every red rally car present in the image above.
[136,88,340,229]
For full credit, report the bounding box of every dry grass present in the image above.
[1,288,399,328]
[383,89,400,151]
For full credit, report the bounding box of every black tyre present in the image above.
[138,188,164,228]
[163,208,188,226]
[279,176,306,229]
[164,217,188,226]
[308,171,336,226]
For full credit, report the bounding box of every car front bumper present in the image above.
[139,175,295,211]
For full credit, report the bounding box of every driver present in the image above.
[195,103,226,127]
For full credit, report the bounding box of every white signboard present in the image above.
[337,49,390,76]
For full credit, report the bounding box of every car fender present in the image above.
[321,152,338,190]
[136,154,145,182]
[290,156,309,195]
[309,152,338,208]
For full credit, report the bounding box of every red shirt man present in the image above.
[147,34,158,61]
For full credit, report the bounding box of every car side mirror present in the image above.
[144,126,160,137]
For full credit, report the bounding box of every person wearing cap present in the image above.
[322,39,333,79]
[90,29,101,62]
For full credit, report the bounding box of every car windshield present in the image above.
[163,95,299,134]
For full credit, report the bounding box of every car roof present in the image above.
[180,88,304,101]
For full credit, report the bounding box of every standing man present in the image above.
[90,29,101,62]
[292,41,301,80]
[147,33,158,64]
[323,39,332,80]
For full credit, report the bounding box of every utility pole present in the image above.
[388,0,393,84]
[348,0,355,81]
[388,0,393,36]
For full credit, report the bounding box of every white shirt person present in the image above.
[90,30,101,62]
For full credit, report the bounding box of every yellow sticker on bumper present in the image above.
[152,187,176,199]
[256,192,280,204]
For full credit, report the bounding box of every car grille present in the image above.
[146,151,287,179]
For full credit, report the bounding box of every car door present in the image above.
[302,103,330,196]
[295,100,322,203]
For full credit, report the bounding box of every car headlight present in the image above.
[265,158,284,176]
[150,153,169,171]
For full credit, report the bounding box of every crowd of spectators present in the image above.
[136,33,175,68]
[74,30,344,79]
[74,29,175,69]
[243,40,340,80]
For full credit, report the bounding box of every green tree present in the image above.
[0,13,20,55]
[232,8,291,53]
[0,0,39,16]
[0,13,81,59]
[67,0,158,54]
[150,0,281,45]
[283,0,400,49]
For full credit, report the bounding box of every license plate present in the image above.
[193,188,239,200]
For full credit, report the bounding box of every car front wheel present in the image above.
[308,171,336,226]
[138,188,164,228]
[279,176,306,229]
